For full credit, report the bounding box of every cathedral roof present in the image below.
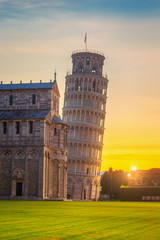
[0,82,55,91]
[52,115,68,125]
[0,110,50,120]
[0,110,68,126]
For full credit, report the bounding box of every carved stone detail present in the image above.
[12,168,25,180]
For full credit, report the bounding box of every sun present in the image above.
[131,166,137,171]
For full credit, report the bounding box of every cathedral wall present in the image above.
[27,156,39,197]
[52,160,59,198]
[45,157,67,199]
[0,146,43,199]
[0,119,45,147]
[0,151,12,196]
[0,89,52,110]
[0,81,68,200]
[59,162,65,197]
[48,122,68,150]
[43,119,68,200]
[51,88,59,114]
[0,113,45,199]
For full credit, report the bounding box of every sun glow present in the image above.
[131,166,137,171]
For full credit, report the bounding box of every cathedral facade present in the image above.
[0,80,68,200]
[63,50,108,200]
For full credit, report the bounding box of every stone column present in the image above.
[10,149,15,198]
[73,125,76,138]
[24,153,28,199]
[86,79,88,91]
[80,160,82,173]
[80,110,82,122]
[81,183,84,200]
[83,78,85,91]
[58,165,60,198]
[90,183,93,200]
[74,160,76,173]
[91,78,93,92]
[38,151,44,199]
[63,165,66,198]
[10,179,16,198]
[72,182,75,199]
[96,184,100,200]
[48,160,53,198]
[75,110,78,122]
[46,158,49,197]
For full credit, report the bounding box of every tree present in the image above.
[101,169,128,200]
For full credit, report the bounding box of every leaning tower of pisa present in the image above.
[63,49,108,200]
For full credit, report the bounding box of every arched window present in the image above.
[79,63,84,72]
[91,66,96,74]
[16,121,20,134]
[29,121,33,134]
[84,189,86,200]
[58,129,60,147]
[3,122,7,134]
[9,95,13,105]
[86,58,90,65]
[54,128,57,135]
[32,94,36,104]
[93,80,96,92]
[75,79,78,91]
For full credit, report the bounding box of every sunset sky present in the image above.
[0,0,160,171]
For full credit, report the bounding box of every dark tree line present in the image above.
[101,168,128,200]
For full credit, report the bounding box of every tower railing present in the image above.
[66,70,108,79]
[72,49,105,57]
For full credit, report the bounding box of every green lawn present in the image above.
[0,201,160,240]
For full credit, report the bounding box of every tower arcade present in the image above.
[63,50,108,200]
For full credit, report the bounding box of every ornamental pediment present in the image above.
[12,168,25,180]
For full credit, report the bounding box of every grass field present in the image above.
[0,201,160,240]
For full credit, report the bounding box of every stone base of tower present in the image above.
[67,173,100,201]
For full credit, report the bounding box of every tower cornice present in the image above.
[66,73,108,81]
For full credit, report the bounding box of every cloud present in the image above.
[0,0,67,20]
[0,0,66,8]
[102,153,160,161]
[1,0,160,20]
